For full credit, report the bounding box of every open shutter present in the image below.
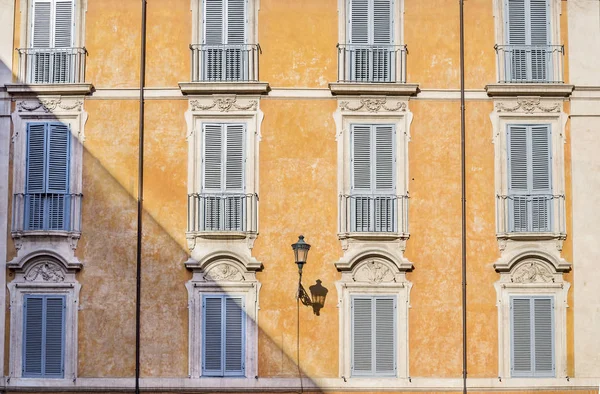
[23,296,44,376]
[44,296,65,377]
[224,297,244,375]
[531,125,551,231]
[352,297,372,374]
[203,296,223,375]
[508,125,529,232]
[26,124,48,230]
[511,297,532,375]
[375,297,395,374]
[224,125,244,230]
[533,297,554,375]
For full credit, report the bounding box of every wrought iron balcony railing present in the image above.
[190,44,260,82]
[496,193,565,235]
[16,47,87,84]
[188,193,258,233]
[495,44,564,83]
[12,193,82,233]
[337,44,407,83]
[339,194,409,234]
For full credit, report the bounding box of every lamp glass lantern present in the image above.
[291,235,311,275]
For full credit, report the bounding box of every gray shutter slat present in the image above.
[534,298,554,374]
[47,123,70,194]
[227,0,245,44]
[350,0,369,45]
[224,297,244,374]
[32,1,52,48]
[205,0,224,44]
[352,125,372,191]
[508,125,529,232]
[375,297,395,374]
[352,297,372,374]
[225,124,244,191]
[24,296,44,376]
[530,0,549,80]
[203,297,223,374]
[507,0,526,45]
[511,297,532,374]
[26,123,47,194]
[54,1,73,47]
[44,296,65,377]
[373,0,392,44]
[203,124,223,191]
[374,125,394,191]
[531,125,551,231]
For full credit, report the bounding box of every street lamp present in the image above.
[291,235,327,314]
[291,235,311,276]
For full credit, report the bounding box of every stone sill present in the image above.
[179,82,269,95]
[486,83,574,97]
[186,231,257,241]
[329,82,419,96]
[11,230,81,239]
[496,232,566,241]
[5,83,94,95]
[338,232,410,242]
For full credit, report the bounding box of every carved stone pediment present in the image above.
[352,260,396,283]
[24,261,66,283]
[203,262,244,282]
[495,98,561,114]
[189,96,258,112]
[511,260,554,283]
[339,98,407,113]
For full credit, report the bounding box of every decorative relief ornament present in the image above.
[25,262,65,282]
[511,261,554,283]
[17,98,83,113]
[495,98,560,114]
[339,98,406,113]
[353,260,395,283]
[190,97,257,112]
[204,263,244,282]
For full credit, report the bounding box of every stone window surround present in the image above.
[337,0,405,45]
[18,0,88,49]
[492,0,562,47]
[190,0,259,46]
[7,253,81,383]
[335,256,412,380]
[494,253,570,379]
[185,258,261,379]
[10,96,87,269]
[491,97,568,246]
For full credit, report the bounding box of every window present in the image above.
[348,124,397,233]
[24,122,73,231]
[23,295,65,378]
[197,123,248,232]
[351,295,396,376]
[28,0,79,83]
[202,295,245,376]
[507,124,552,232]
[510,296,555,377]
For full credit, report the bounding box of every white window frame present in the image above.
[8,254,81,382]
[191,0,257,46]
[494,256,569,379]
[336,257,411,380]
[186,259,260,380]
[10,97,87,269]
[19,0,87,49]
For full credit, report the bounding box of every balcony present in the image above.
[486,45,573,97]
[496,194,565,239]
[7,47,93,95]
[187,193,258,235]
[330,44,418,96]
[339,194,409,237]
[179,44,268,95]
[12,193,82,235]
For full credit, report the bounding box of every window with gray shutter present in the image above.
[505,0,551,81]
[202,123,245,231]
[350,124,396,232]
[202,295,245,376]
[351,295,396,376]
[31,0,74,83]
[23,295,66,378]
[348,0,393,82]
[507,124,552,232]
[510,296,555,377]
[26,122,71,231]
[203,0,247,80]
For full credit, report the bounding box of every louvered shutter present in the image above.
[26,124,47,230]
[508,125,529,232]
[32,0,52,83]
[351,297,372,374]
[23,295,65,378]
[204,0,224,80]
[372,0,392,81]
[529,0,550,81]
[224,297,244,374]
[349,0,369,81]
[530,125,551,231]
[224,124,244,231]
[53,0,74,83]
[511,297,532,375]
[351,125,372,232]
[533,297,554,375]
[23,296,44,376]
[44,296,65,377]
[374,125,394,232]
[374,297,395,374]
[225,0,246,80]
[203,124,223,230]
[203,296,223,374]
[47,124,70,230]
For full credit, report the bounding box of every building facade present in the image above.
[0,0,598,392]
